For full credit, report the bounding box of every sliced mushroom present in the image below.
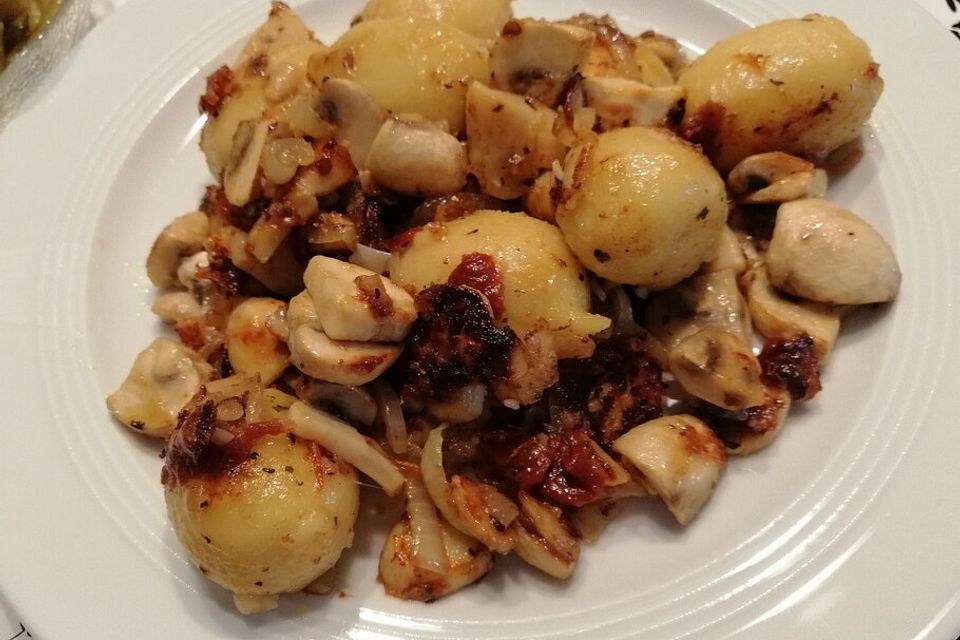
[146,212,209,289]
[286,375,378,427]
[766,198,901,305]
[669,327,765,411]
[708,384,792,456]
[490,19,594,106]
[303,255,416,343]
[632,40,677,86]
[727,152,827,204]
[581,77,684,130]
[106,338,213,438]
[465,82,566,199]
[740,264,840,360]
[223,119,271,206]
[224,297,290,386]
[314,77,385,171]
[365,117,468,197]
[612,414,726,525]
[288,323,402,386]
[645,269,753,351]
[513,492,580,580]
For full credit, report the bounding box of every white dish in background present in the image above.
[1,0,959,638]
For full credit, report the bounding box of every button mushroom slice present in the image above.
[313,77,385,171]
[365,117,468,197]
[707,384,792,456]
[490,19,594,106]
[581,76,684,130]
[766,198,901,305]
[465,82,566,199]
[637,31,687,80]
[288,323,402,386]
[612,415,727,525]
[224,297,290,386]
[303,255,416,343]
[223,119,271,207]
[286,374,378,427]
[146,211,210,289]
[645,269,753,352]
[740,264,840,360]
[152,291,205,325]
[702,224,747,275]
[513,492,581,580]
[669,327,766,411]
[106,338,213,438]
[727,152,827,204]
[563,14,672,86]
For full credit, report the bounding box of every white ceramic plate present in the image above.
[2,0,959,637]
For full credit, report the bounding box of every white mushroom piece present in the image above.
[286,256,415,386]
[668,327,766,411]
[580,77,684,131]
[490,19,594,106]
[645,269,753,352]
[464,82,566,199]
[765,198,901,305]
[613,415,727,525]
[740,265,840,360]
[146,211,209,289]
[106,338,213,437]
[727,152,828,204]
[224,297,290,386]
[365,117,468,197]
[711,385,792,456]
[314,77,385,171]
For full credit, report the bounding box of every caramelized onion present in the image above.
[405,475,448,574]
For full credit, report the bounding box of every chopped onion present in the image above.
[426,383,486,424]
[373,380,408,454]
[349,243,392,274]
[421,426,518,554]
[210,427,236,445]
[288,401,405,496]
[405,476,449,574]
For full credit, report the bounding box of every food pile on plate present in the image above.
[106,0,900,614]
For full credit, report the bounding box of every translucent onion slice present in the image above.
[373,379,408,454]
[421,426,518,553]
[405,475,449,574]
[349,243,392,274]
[288,401,405,496]
[513,492,580,580]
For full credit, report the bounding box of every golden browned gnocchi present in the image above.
[307,17,489,135]
[556,126,728,289]
[679,14,883,172]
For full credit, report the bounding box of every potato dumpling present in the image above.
[164,421,359,605]
[678,14,883,172]
[556,126,728,289]
[307,18,489,135]
[353,0,512,40]
[389,210,610,358]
